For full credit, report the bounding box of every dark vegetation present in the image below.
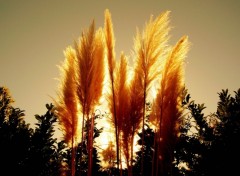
[1,86,240,175]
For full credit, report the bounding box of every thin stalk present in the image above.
[140,79,147,176]
[79,112,85,175]
[104,9,119,173]
[88,114,94,176]
[151,129,156,176]
[129,129,134,176]
[71,135,76,176]
[111,79,120,172]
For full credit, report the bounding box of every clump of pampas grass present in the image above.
[54,9,190,176]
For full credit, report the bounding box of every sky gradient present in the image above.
[1,0,240,128]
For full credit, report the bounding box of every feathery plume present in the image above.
[132,11,171,175]
[55,46,79,144]
[105,9,116,78]
[87,28,105,176]
[75,21,105,176]
[55,46,79,176]
[115,53,130,170]
[75,21,95,117]
[150,36,190,176]
[120,59,145,176]
[104,8,120,170]
[126,74,145,176]
[113,53,129,135]
[133,11,171,92]
[74,23,95,175]
[107,52,129,173]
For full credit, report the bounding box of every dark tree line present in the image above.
[0,86,240,176]
[173,88,240,175]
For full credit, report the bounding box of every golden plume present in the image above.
[75,20,105,176]
[55,46,79,145]
[87,28,105,176]
[89,28,105,109]
[112,53,129,135]
[150,36,190,176]
[75,23,95,175]
[104,9,116,78]
[117,56,147,176]
[132,11,171,174]
[106,52,129,173]
[55,46,79,176]
[120,67,145,176]
[133,11,171,93]
[75,21,95,117]
[104,8,120,170]
[115,53,130,167]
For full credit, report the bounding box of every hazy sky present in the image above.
[1,0,240,128]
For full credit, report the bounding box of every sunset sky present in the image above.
[1,0,240,128]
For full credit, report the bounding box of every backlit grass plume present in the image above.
[149,36,190,176]
[121,60,145,176]
[104,9,120,170]
[115,53,129,134]
[133,11,171,175]
[55,46,79,176]
[75,24,105,117]
[113,53,130,173]
[74,21,105,176]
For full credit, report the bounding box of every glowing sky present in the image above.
[1,0,240,129]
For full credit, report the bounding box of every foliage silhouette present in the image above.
[1,86,240,175]
[174,88,240,176]
[0,88,68,176]
[24,103,63,176]
[199,89,240,175]
[0,87,32,176]
[133,124,155,176]
[174,89,211,175]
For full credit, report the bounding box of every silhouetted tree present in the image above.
[24,103,60,176]
[200,89,240,175]
[0,87,33,176]
[0,87,14,122]
[174,89,240,176]
[174,89,212,175]
[133,124,155,176]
